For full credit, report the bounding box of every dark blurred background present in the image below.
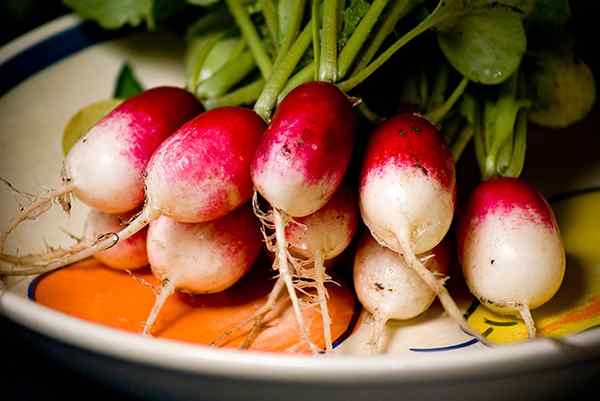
[0,1,598,401]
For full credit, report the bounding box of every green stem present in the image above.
[278,63,315,102]
[337,0,390,80]
[426,76,469,124]
[225,0,272,79]
[504,109,528,178]
[441,113,463,145]
[337,3,441,92]
[312,0,321,81]
[428,62,449,112]
[338,21,432,91]
[450,125,474,162]
[254,22,313,121]
[195,51,256,99]
[357,102,384,124]
[273,0,306,68]
[204,79,265,109]
[472,100,487,178]
[261,0,279,48]
[185,32,223,91]
[353,0,424,73]
[319,0,338,82]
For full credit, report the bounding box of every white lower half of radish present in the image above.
[253,167,336,217]
[65,114,144,214]
[84,210,148,271]
[360,165,453,254]
[354,235,436,321]
[147,216,252,294]
[461,210,565,314]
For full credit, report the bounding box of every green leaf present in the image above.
[437,9,526,85]
[114,63,144,99]
[339,0,370,49]
[64,0,153,29]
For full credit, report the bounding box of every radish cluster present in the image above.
[1,80,566,353]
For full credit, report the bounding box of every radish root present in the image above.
[0,183,75,251]
[210,277,286,348]
[143,279,176,336]
[367,313,388,354]
[272,208,319,354]
[515,303,536,338]
[0,207,158,276]
[392,230,490,345]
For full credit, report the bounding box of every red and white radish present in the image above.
[1,107,265,276]
[251,82,355,353]
[84,209,148,271]
[354,234,449,353]
[0,87,202,250]
[143,205,262,335]
[237,186,358,351]
[457,177,566,338]
[359,113,481,341]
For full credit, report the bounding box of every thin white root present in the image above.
[367,313,388,354]
[0,241,89,266]
[313,250,333,352]
[394,231,490,346]
[273,208,320,355]
[0,207,158,276]
[517,304,537,339]
[143,279,176,336]
[0,183,76,251]
[210,277,285,347]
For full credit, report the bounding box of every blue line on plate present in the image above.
[409,337,479,352]
[0,22,124,96]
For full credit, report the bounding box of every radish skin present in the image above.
[143,205,262,335]
[250,82,355,353]
[354,234,449,353]
[84,210,148,271]
[457,177,566,338]
[1,107,265,276]
[359,113,483,342]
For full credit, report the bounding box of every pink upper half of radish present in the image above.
[145,107,266,223]
[147,205,262,294]
[359,114,456,254]
[251,82,355,217]
[84,209,149,270]
[457,178,565,311]
[65,87,202,213]
[286,186,358,260]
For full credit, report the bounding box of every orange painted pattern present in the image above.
[34,259,357,354]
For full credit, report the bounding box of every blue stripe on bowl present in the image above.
[409,338,479,352]
[0,21,122,96]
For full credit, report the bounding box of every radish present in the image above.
[231,186,358,352]
[285,185,358,351]
[457,177,566,338]
[250,82,355,353]
[84,209,148,271]
[143,205,262,335]
[359,113,483,341]
[1,107,265,276]
[354,234,449,353]
[0,87,202,251]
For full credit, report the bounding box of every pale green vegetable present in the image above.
[62,99,122,155]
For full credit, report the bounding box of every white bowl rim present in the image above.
[1,14,599,384]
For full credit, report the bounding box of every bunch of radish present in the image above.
[2,0,583,355]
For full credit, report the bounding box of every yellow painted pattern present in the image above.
[466,190,600,344]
